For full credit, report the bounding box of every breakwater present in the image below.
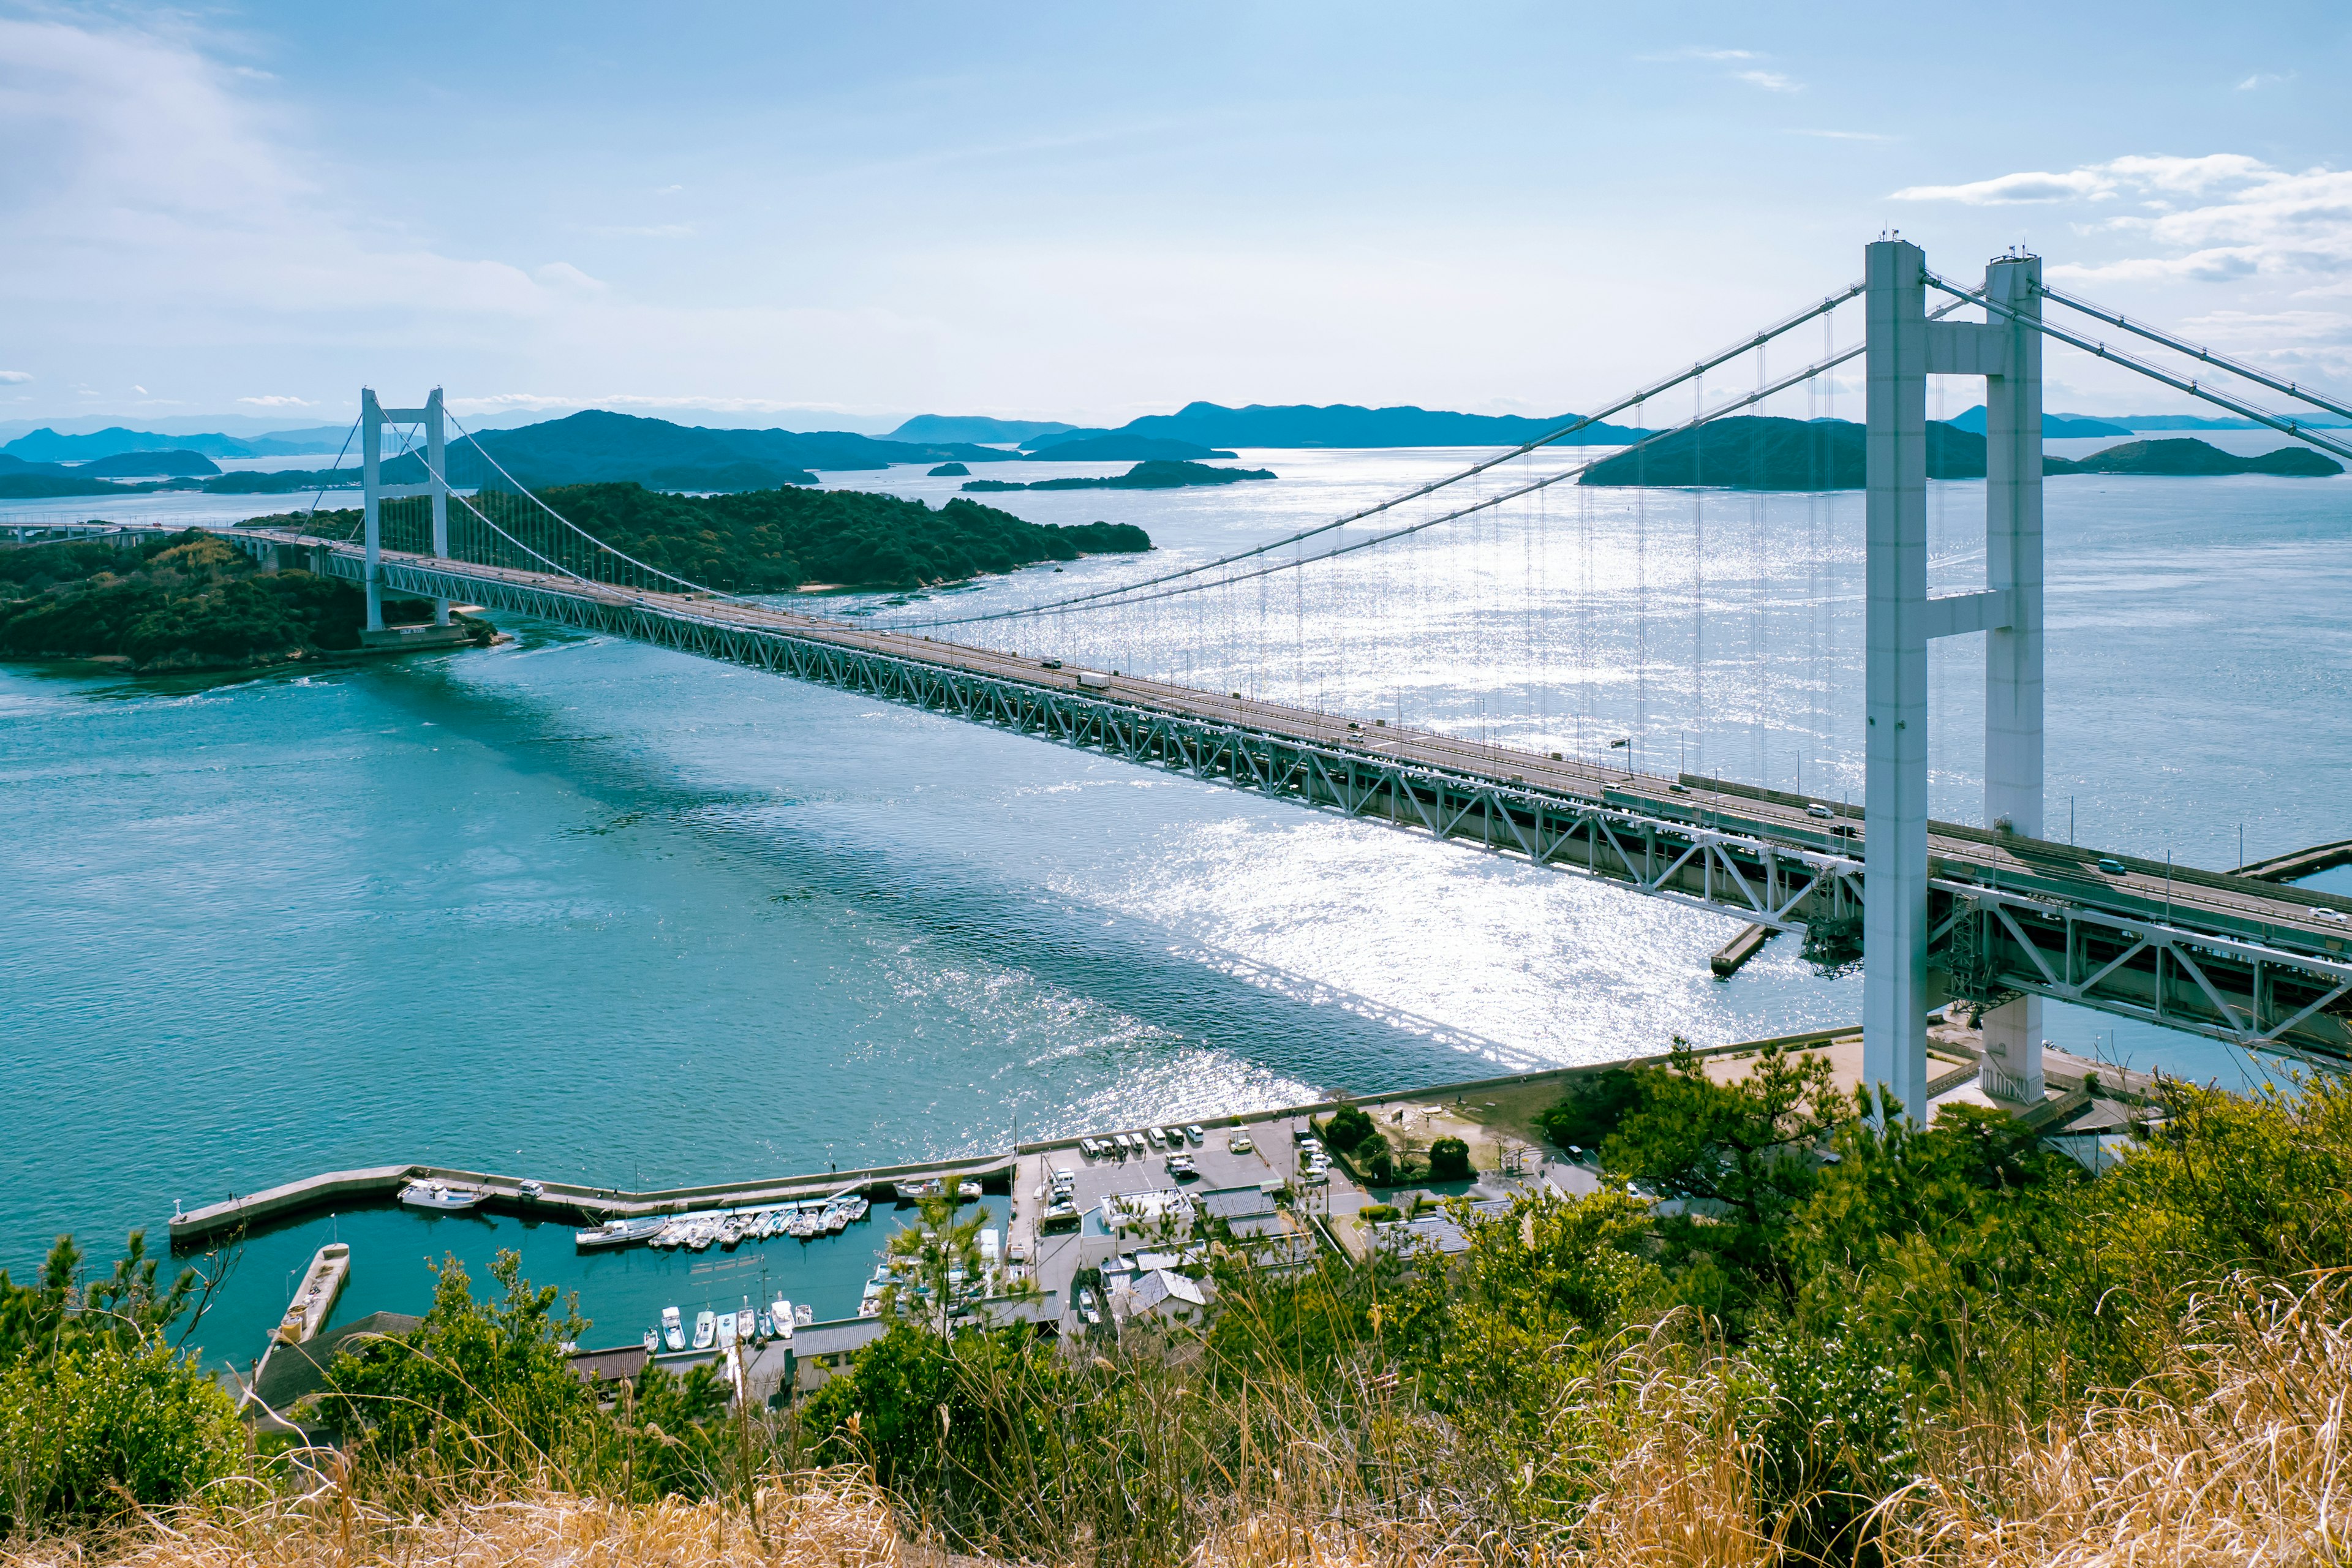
[167,1025,1865,1251]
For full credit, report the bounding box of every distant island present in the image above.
[0,529,488,670]
[927,462,970,477]
[1580,417,2007,488]
[995,401,1652,450]
[0,425,350,461]
[887,414,1080,445]
[372,409,1019,493]
[330,481,1152,594]
[1578,417,2342,489]
[2065,438,2341,477]
[963,459,1277,493]
[1948,405,2132,438]
[77,448,222,478]
[1020,434,1238,461]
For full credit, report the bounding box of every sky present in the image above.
[2,1,2349,434]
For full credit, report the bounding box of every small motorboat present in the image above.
[772,1295,794,1341]
[692,1310,715,1350]
[795,1301,813,1327]
[398,1180,484,1212]
[661,1306,684,1352]
[643,1329,658,1355]
[575,1216,666,1251]
[755,1310,774,1339]
[718,1216,746,1250]
[715,1311,737,1349]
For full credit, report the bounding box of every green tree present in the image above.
[318,1250,596,1487]
[0,1234,241,1533]
[1599,1039,1853,1316]
[1428,1136,1472,1180]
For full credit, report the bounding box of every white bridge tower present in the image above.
[1862,239,2045,1123]
[359,387,451,638]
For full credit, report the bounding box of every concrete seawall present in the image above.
[168,1025,1861,1251]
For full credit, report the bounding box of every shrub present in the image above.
[1536,1066,1653,1151]
[1428,1137,1472,1180]
[0,1234,241,1533]
[1321,1104,1378,1154]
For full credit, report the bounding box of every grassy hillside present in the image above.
[9,1053,2349,1565]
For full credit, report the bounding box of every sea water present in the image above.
[2,438,2346,1367]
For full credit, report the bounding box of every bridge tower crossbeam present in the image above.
[1863,239,2046,1124]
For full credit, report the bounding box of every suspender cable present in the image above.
[881,282,1868,632]
[913,295,1969,628]
[1925,273,2352,467]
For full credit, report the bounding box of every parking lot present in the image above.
[1009,1111,1364,1326]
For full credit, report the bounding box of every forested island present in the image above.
[962,459,1276,493]
[0,530,487,670]
[1580,416,2342,488]
[2067,437,2341,476]
[307,481,1152,593]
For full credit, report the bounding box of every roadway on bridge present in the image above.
[255,524,2352,964]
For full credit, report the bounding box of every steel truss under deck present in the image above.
[21,519,2350,1065]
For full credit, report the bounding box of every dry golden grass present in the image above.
[0,1470,901,1568]
[1884,1278,2352,1568]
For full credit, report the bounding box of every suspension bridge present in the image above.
[16,239,2352,1117]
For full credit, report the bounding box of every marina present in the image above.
[178,1019,2114,1375]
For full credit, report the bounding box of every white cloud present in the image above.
[2236,72,2288,91]
[130,383,146,394]
[236,394,317,407]
[1894,154,2352,284]
[1893,168,2114,204]
[0,370,29,383]
[1735,69,1802,94]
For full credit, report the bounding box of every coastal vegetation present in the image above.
[962,459,1276,492]
[0,530,486,670]
[308,480,1151,593]
[10,1055,2350,1566]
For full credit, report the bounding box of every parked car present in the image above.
[1229,1132,1254,1154]
[1184,1124,1205,1145]
[1147,1127,1168,1150]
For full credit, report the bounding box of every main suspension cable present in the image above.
[2038,282,2352,425]
[439,409,758,603]
[881,281,1868,630]
[903,296,1968,630]
[1926,273,2352,467]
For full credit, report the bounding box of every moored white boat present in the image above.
[398,1180,485,1212]
[662,1306,684,1352]
[692,1310,715,1349]
[575,1216,666,1250]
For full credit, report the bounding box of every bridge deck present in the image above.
[70,521,2352,1058]
[347,537,2348,944]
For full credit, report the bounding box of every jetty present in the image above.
[170,1152,1015,1251]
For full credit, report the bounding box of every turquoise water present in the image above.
[4,445,2346,1368]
